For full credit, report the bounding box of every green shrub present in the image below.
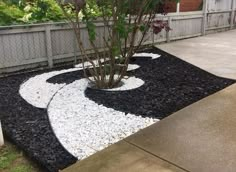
[0,0,68,25]
[21,0,66,23]
[0,0,106,25]
[0,2,24,25]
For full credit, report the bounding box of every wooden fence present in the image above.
[0,0,235,75]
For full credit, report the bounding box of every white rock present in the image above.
[19,68,81,108]
[102,76,144,91]
[133,53,161,59]
[19,52,161,160]
[48,78,159,160]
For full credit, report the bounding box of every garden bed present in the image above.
[0,47,235,172]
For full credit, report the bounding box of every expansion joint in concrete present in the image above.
[124,139,190,172]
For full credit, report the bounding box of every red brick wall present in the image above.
[165,0,203,12]
[165,1,177,13]
[180,0,203,12]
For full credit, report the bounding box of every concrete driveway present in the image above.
[157,29,236,80]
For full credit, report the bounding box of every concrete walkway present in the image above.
[62,30,236,172]
[157,29,236,80]
[63,84,236,172]
[126,84,236,172]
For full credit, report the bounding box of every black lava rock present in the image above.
[0,47,235,171]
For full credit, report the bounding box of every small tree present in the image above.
[58,0,170,89]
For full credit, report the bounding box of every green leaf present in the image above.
[86,21,96,41]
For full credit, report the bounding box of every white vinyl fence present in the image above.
[0,0,235,75]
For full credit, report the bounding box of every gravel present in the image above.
[0,70,77,172]
[48,78,158,160]
[0,47,234,172]
[19,68,80,108]
[86,48,236,119]
[19,52,158,160]
[19,63,141,108]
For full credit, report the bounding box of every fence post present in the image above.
[167,16,172,43]
[202,0,208,35]
[45,26,53,68]
[0,121,4,146]
[231,0,235,29]
[73,32,78,65]
[176,2,180,13]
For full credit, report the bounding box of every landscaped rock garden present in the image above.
[0,47,235,172]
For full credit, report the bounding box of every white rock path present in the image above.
[19,53,161,160]
[48,78,159,160]
[19,68,80,108]
[19,64,140,108]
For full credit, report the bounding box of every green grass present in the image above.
[10,165,32,172]
[0,143,19,169]
[0,141,43,172]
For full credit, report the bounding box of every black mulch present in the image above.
[85,48,235,118]
[0,47,235,172]
[0,68,77,172]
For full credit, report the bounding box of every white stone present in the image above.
[19,68,81,108]
[75,52,160,69]
[127,64,140,71]
[19,64,140,109]
[0,121,4,146]
[19,52,161,160]
[47,79,159,160]
[133,53,161,59]
[19,52,160,108]
[88,75,144,91]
